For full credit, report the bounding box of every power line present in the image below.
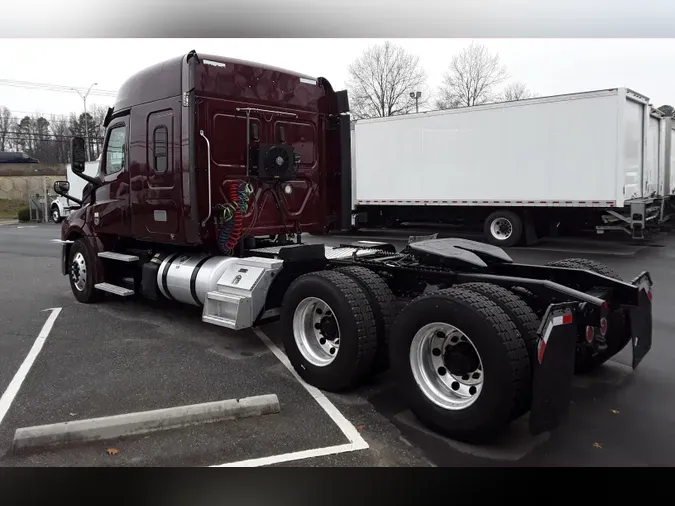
[7,113,104,123]
[0,132,105,141]
[7,110,109,119]
[7,109,70,118]
[0,78,118,97]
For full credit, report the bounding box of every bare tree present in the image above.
[346,41,428,119]
[437,42,509,109]
[0,106,13,151]
[89,104,109,159]
[658,104,674,117]
[49,115,70,163]
[14,116,33,154]
[501,81,538,102]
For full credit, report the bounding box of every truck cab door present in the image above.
[91,120,131,238]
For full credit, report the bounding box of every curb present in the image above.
[12,394,280,454]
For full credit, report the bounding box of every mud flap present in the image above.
[529,303,578,436]
[628,272,653,370]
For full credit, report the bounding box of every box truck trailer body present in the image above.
[351,88,670,244]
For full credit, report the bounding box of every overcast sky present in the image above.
[1,38,674,120]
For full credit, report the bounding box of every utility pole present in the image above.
[72,82,98,161]
[410,91,422,114]
[42,175,48,223]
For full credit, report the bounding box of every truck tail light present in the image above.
[599,317,608,337]
[585,326,594,343]
[647,288,653,301]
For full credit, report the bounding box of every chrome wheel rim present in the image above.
[490,217,513,240]
[52,209,60,222]
[293,297,340,367]
[71,252,87,292]
[410,322,484,410]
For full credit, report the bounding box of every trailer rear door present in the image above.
[646,113,660,197]
[622,96,646,201]
[669,120,675,195]
[657,114,667,197]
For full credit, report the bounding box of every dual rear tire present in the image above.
[280,268,537,442]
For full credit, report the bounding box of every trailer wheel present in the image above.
[335,266,396,374]
[51,205,63,224]
[545,258,629,374]
[457,282,538,419]
[389,287,530,442]
[280,271,378,391]
[68,239,103,304]
[484,210,523,247]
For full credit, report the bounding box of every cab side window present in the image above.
[153,126,168,174]
[105,126,126,175]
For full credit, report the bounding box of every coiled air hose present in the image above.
[217,181,253,254]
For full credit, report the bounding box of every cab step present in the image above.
[98,251,139,262]
[202,314,237,329]
[94,282,135,297]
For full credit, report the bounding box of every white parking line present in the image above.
[0,308,62,426]
[211,327,369,467]
[214,442,366,467]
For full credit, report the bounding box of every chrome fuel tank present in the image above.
[157,253,240,306]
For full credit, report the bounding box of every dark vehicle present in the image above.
[0,151,39,163]
[54,50,654,442]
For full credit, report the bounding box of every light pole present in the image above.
[73,82,98,161]
[410,91,422,113]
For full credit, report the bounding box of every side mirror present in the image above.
[54,181,70,195]
[70,137,87,174]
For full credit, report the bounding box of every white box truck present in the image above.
[50,156,100,223]
[350,88,672,246]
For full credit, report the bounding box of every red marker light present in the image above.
[599,317,608,337]
[585,326,594,343]
[647,289,653,301]
[562,313,573,325]
[537,339,546,364]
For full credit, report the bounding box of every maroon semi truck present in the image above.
[54,50,654,442]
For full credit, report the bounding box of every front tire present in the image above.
[68,239,103,304]
[389,287,530,443]
[51,206,63,224]
[280,271,378,391]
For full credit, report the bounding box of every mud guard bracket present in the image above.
[529,303,578,436]
[628,271,653,370]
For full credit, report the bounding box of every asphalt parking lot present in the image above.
[1,222,674,467]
